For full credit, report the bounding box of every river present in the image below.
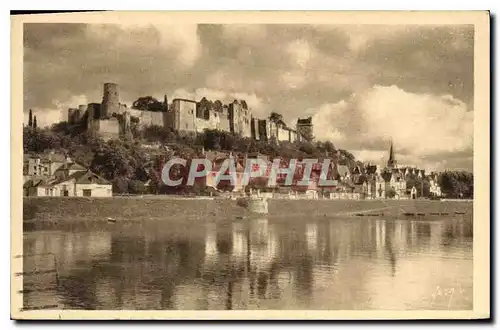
[21,216,473,310]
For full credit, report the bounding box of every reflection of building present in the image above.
[204,223,219,263]
[306,223,318,252]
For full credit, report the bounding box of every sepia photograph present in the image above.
[11,11,490,320]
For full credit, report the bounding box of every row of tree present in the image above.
[27,109,38,129]
[438,170,474,199]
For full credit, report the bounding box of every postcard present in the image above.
[11,11,490,320]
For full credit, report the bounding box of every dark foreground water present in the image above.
[22,216,473,310]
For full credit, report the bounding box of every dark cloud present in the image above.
[357,25,474,108]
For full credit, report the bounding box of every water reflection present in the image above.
[23,217,473,310]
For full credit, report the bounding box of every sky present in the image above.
[23,23,474,171]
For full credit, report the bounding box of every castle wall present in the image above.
[97,118,120,141]
[268,121,278,140]
[218,113,230,132]
[172,99,197,132]
[194,110,219,132]
[88,103,102,120]
[277,126,290,142]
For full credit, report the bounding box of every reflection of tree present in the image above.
[294,256,314,299]
[384,221,397,277]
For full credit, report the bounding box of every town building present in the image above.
[23,152,113,197]
[368,141,441,200]
[23,151,69,177]
[429,173,442,197]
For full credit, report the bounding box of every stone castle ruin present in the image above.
[67,83,312,143]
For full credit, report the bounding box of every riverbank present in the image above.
[23,196,473,228]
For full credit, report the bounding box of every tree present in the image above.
[269,112,285,125]
[33,116,37,129]
[204,129,222,150]
[301,130,315,143]
[112,177,129,194]
[28,109,33,128]
[132,96,164,111]
[438,171,473,199]
[386,187,396,199]
[128,180,146,194]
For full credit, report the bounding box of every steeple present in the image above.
[387,140,396,169]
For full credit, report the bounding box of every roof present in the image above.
[52,170,111,186]
[24,152,67,163]
[24,178,52,188]
[172,98,197,104]
[365,165,378,175]
[60,162,87,171]
[336,165,350,177]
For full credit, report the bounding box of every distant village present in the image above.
[23,83,444,200]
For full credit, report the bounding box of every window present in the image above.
[185,123,188,129]
[83,189,92,197]
[45,188,49,195]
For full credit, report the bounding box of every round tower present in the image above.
[102,83,120,118]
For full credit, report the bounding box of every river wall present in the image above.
[23,197,473,226]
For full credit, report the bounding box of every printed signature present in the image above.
[431,285,468,309]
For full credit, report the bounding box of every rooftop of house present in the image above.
[53,169,111,186]
[55,162,87,172]
[335,164,350,177]
[24,152,68,163]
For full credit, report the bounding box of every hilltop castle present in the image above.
[67,83,312,143]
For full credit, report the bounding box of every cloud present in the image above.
[286,39,314,69]
[85,23,201,68]
[280,71,307,89]
[220,24,267,44]
[312,85,473,170]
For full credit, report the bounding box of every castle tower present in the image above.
[387,141,397,169]
[296,117,314,141]
[102,82,120,118]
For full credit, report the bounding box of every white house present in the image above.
[25,169,112,197]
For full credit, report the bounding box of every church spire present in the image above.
[387,140,396,169]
